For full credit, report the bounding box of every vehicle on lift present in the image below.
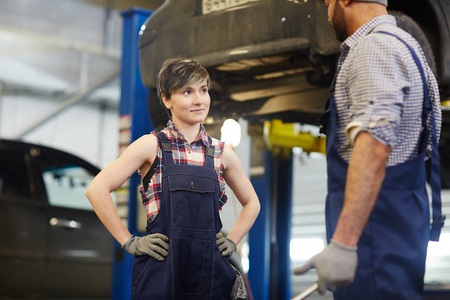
[138,0,450,187]
[0,139,112,299]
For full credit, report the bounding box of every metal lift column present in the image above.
[247,124,293,300]
[248,150,272,300]
[114,8,153,300]
[272,151,293,300]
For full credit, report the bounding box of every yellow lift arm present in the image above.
[263,119,326,156]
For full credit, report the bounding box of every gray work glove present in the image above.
[216,232,237,257]
[293,239,357,294]
[121,233,169,261]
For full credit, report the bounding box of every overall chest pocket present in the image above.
[168,174,216,231]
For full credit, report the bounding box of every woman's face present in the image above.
[162,80,210,127]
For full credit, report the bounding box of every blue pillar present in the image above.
[248,151,272,300]
[248,149,293,300]
[273,154,293,300]
[114,8,153,300]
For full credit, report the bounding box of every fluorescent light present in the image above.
[221,119,241,148]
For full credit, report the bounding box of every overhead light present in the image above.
[221,119,241,148]
[229,49,249,56]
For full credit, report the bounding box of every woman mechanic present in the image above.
[85,58,260,299]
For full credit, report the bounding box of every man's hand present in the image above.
[122,233,169,260]
[216,232,237,257]
[293,239,357,294]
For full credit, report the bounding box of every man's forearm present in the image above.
[332,132,391,247]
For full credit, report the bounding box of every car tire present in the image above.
[148,88,170,131]
[389,11,449,188]
[389,10,437,76]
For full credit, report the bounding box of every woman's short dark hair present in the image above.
[156,58,212,105]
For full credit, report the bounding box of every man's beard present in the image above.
[332,1,348,42]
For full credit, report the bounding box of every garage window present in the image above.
[290,150,330,298]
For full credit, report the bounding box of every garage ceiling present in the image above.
[0,0,163,108]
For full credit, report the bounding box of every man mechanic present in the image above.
[293,1,445,299]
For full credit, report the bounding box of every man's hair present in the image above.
[156,58,212,104]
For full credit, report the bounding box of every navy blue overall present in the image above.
[131,132,236,300]
[320,32,444,300]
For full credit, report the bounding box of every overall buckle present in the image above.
[430,214,446,242]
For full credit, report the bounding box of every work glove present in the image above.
[122,233,169,261]
[293,239,357,294]
[216,232,237,257]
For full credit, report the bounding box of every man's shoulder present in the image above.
[352,23,417,58]
[371,23,413,40]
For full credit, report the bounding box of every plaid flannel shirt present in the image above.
[139,121,227,223]
[333,15,441,166]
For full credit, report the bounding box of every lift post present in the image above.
[272,153,293,300]
[248,122,294,300]
[114,8,153,300]
[248,119,327,300]
[248,149,293,300]
[248,150,272,300]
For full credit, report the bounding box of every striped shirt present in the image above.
[333,15,441,166]
[139,120,227,223]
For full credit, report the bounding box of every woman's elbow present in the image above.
[251,197,261,217]
[85,184,95,201]
[85,180,102,202]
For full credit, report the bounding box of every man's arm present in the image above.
[293,132,391,293]
[333,132,391,247]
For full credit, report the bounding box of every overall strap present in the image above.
[158,131,216,169]
[156,131,175,166]
[375,31,445,241]
[319,49,343,135]
[204,136,215,169]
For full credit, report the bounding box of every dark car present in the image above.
[0,139,112,299]
[138,0,450,187]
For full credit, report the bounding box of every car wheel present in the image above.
[389,11,449,188]
[389,10,437,76]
